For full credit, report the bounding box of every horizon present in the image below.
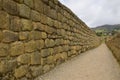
[59,0,120,28]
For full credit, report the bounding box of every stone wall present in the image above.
[106,33,120,64]
[0,0,100,80]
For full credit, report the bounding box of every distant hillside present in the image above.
[92,24,120,32]
[92,24,120,36]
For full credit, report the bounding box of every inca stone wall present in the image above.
[0,0,100,80]
[106,33,120,64]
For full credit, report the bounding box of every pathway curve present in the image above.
[36,43,120,80]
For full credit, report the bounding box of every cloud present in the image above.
[59,0,120,28]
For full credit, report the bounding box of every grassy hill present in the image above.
[92,24,120,36]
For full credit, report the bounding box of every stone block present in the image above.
[29,31,47,40]
[3,0,18,15]
[0,0,2,10]
[18,4,30,18]
[21,19,32,31]
[41,58,47,65]
[0,60,17,73]
[41,32,47,39]
[50,9,57,19]
[25,40,36,53]
[54,53,63,65]
[0,43,9,57]
[44,25,55,34]
[40,14,47,24]
[54,0,58,4]
[43,65,50,73]
[13,0,23,3]
[49,1,55,9]
[49,48,54,55]
[31,10,41,22]
[43,4,50,16]
[14,65,28,78]
[10,16,22,32]
[34,0,44,13]
[54,46,63,54]
[33,22,45,31]
[47,56,54,64]
[41,49,51,58]
[3,30,18,43]
[10,42,24,56]
[0,11,9,29]
[17,54,31,64]
[24,0,33,8]
[61,52,68,60]
[0,31,3,42]
[47,17,54,27]
[36,40,44,50]
[19,32,28,40]
[30,66,42,77]
[31,52,41,65]
[45,39,55,47]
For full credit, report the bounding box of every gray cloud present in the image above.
[59,0,120,28]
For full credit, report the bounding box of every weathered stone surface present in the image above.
[21,19,32,31]
[25,40,36,53]
[41,58,47,65]
[40,14,47,24]
[24,0,33,8]
[41,49,51,58]
[31,10,40,21]
[44,25,55,34]
[18,4,30,18]
[36,40,44,50]
[29,31,44,40]
[0,43,9,57]
[47,17,54,27]
[31,52,41,65]
[55,39,63,46]
[34,0,44,13]
[61,52,68,60]
[0,31,3,42]
[0,11,9,29]
[49,48,54,55]
[41,32,47,39]
[44,4,50,16]
[54,53,63,65]
[54,46,63,54]
[33,22,44,31]
[0,0,2,10]
[3,0,18,15]
[13,0,23,3]
[45,39,55,47]
[0,60,17,73]
[17,54,31,64]
[14,65,28,78]
[10,42,24,56]
[3,30,18,43]
[43,65,50,73]
[10,16,22,32]
[30,66,42,77]
[47,56,54,64]
[19,32,28,40]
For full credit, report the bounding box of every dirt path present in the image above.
[36,43,120,80]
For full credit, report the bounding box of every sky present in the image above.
[59,0,120,28]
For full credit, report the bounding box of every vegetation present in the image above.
[92,24,120,37]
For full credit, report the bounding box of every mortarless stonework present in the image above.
[0,0,100,79]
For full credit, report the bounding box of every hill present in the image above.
[92,24,120,36]
[92,24,120,32]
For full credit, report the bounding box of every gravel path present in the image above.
[36,43,120,80]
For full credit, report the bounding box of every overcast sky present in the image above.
[59,0,120,28]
